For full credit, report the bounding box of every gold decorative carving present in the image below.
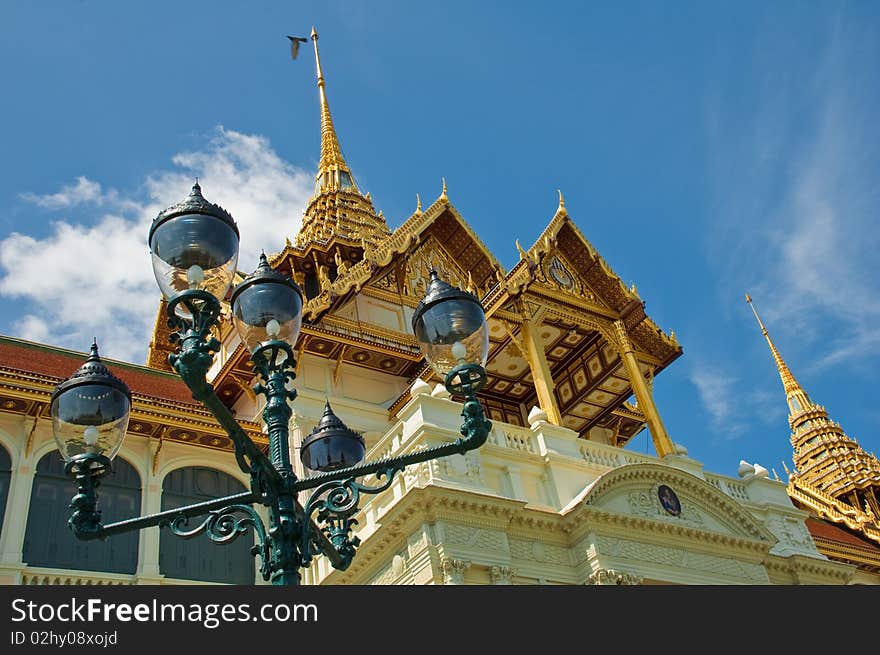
[404,236,467,298]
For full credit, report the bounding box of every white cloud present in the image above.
[0,127,313,363]
[20,176,104,209]
[690,366,786,440]
[689,368,746,437]
[15,315,51,344]
[706,18,880,370]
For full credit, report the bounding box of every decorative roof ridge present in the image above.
[300,198,504,320]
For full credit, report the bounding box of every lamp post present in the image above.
[50,182,492,586]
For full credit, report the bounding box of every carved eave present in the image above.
[210,325,425,412]
[485,212,680,365]
[382,204,683,446]
[788,475,880,545]
[268,235,365,292]
[465,209,680,442]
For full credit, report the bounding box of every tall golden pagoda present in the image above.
[187,26,684,462]
[747,295,880,545]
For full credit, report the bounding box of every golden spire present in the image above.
[311,26,355,192]
[749,295,880,536]
[295,28,390,249]
[745,294,801,396]
[440,177,448,201]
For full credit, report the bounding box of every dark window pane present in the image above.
[159,467,254,584]
[23,451,141,574]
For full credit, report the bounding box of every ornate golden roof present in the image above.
[296,27,390,249]
[747,295,880,544]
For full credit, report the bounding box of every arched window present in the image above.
[23,451,141,574]
[159,467,254,584]
[0,444,11,539]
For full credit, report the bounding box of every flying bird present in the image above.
[287,35,308,60]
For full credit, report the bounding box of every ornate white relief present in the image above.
[440,557,471,585]
[369,549,409,585]
[403,460,431,490]
[391,554,406,578]
[594,536,766,582]
[626,486,704,526]
[490,566,517,585]
[509,538,570,565]
[586,568,642,585]
[765,514,819,556]
[369,561,396,585]
[780,517,813,548]
[442,524,507,552]
[407,528,430,558]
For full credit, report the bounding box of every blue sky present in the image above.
[0,1,878,481]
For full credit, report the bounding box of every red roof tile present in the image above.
[805,517,880,552]
[0,337,198,406]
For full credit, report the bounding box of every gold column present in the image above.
[613,320,674,458]
[521,317,563,426]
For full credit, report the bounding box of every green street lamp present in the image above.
[52,183,491,585]
[50,340,132,537]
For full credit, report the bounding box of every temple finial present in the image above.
[746,294,800,395]
[556,189,568,214]
[440,177,448,201]
[415,194,422,214]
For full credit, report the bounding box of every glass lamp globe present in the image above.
[50,342,132,462]
[148,182,240,315]
[411,271,489,377]
[230,253,304,357]
[300,402,366,472]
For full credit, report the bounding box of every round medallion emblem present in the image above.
[657,484,681,516]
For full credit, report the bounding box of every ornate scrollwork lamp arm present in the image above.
[162,503,273,582]
[299,466,403,570]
